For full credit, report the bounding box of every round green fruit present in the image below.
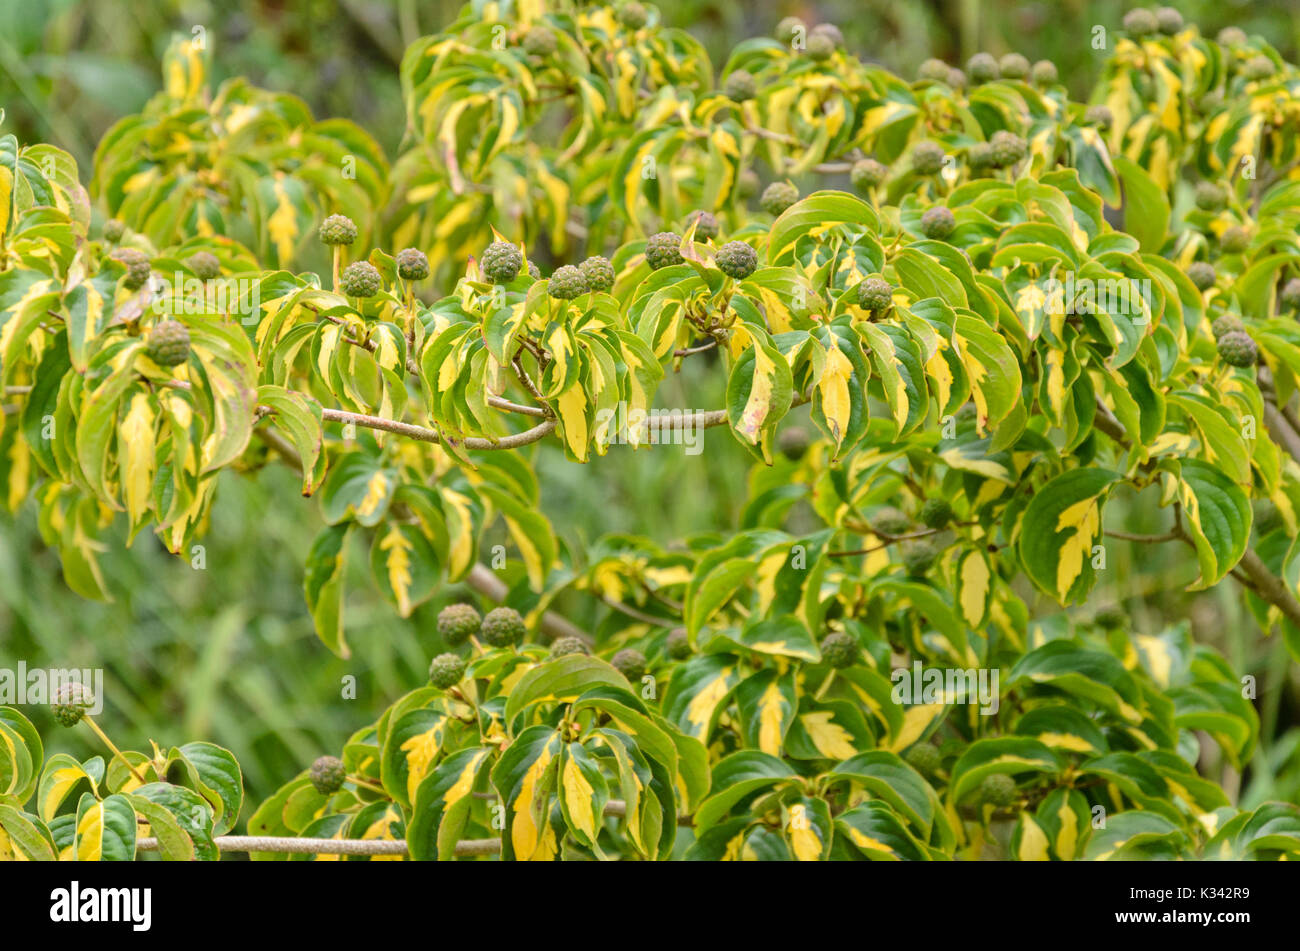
[550,636,590,658]
[1155,6,1183,34]
[901,540,940,577]
[967,52,999,84]
[103,218,125,242]
[396,248,430,281]
[341,261,382,298]
[919,498,954,529]
[481,241,524,284]
[1123,8,1158,37]
[850,158,888,192]
[688,210,720,241]
[1211,314,1243,339]
[904,743,942,776]
[188,251,221,280]
[1188,262,1217,291]
[980,773,1017,807]
[999,53,1030,80]
[871,506,912,536]
[820,631,860,669]
[1220,226,1250,254]
[1032,60,1058,85]
[912,140,947,176]
[666,628,693,659]
[437,603,481,646]
[1280,278,1300,311]
[806,33,835,62]
[715,240,758,280]
[428,653,467,689]
[522,26,557,57]
[1217,330,1258,368]
[723,69,757,102]
[319,214,357,246]
[611,648,647,681]
[1195,181,1227,212]
[310,756,346,796]
[857,276,893,313]
[618,2,648,30]
[918,58,950,82]
[645,231,684,270]
[548,264,589,300]
[920,206,956,240]
[1085,104,1113,128]
[146,320,191,367]
[481,607,527,647]
[989,130,1027,168]
[113,248,151,290]
[760,181,799,216]
[579,255,616,292]
[778,426,810,461]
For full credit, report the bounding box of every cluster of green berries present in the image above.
[911,140,947,176]
[665,628,693,659]
[920,206,956,240]
[52,683,95,727]
[548,265,588,300]
[1280,278,1300,311]
[437,603,482,646]
[550,636,590,658]
[611,648,647,681]
[850,158,888,192]
[1217,330,1259,368]
[760,181,800,216]
[715,240,758,280]
[522,26,557,57]
[1242,56,1276,81]
[618,2,647,30]
[397,248,430,281]
[481,240,524,284]
[1188,261,1217,291]
[980,773,1017,807]
[319,214,358,246]
[919,498,954,529]
[481,606,527,647]
[688,210,720,240]
[428,653,467,689]
[989,130,1027,168]
[146,320,192,367]
[723,69,757,102]
[871,506,912,536]
[341,261,382,298]
[188,251,221,280]
[580,255,616,292]
[1210,314,1243,340]
[857,276,893,313]
[436,602,526,648]
[1085,105,1114,129]
[819,631,859,669]
[901,539,940,577]
[309,755,346,795]
[113,248,151,290]
[646,231,684,269]
[1123,7,1185,37]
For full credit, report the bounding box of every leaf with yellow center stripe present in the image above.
[381,705,451,810]
[857,321,927,437]
[1174,459,1251,590]
[948,737,1061,805]
[408,746,493,861]
[1006,640,1146,725]
[733,668,797,756]
[1032,788,1091,860]
[0,706,40,804]
[490,725,563,861]
[73,792,137,861]
[557,740,610,857]
[370,521,440,618]
[0,805,55,861]
[1017,467,1119,604]
[813,323,869,457]
[785,702,873,761]
[785,795,834,861]
[725,322,793,462]
[503,654,633,725]
[834,800,934,860]
[1013,704,1108,757]
[829,751,937,837]
[37,752,103,821]
[692,750,797,833]
[661,653,742,743]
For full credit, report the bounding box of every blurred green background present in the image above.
[2,0,1299,814]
